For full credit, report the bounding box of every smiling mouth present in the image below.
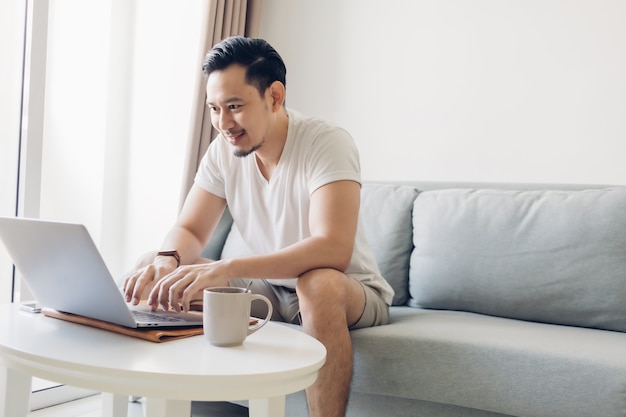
[224,130,245,143]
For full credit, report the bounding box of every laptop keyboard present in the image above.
[132,310,185,323]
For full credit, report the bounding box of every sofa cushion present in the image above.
[409,187,626,332]
[361,184,419,305]
[349,307,626,417]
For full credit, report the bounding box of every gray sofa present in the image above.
[199,181,626,417]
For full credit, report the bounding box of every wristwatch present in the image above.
[156,250,181,267]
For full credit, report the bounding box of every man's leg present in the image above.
[296,268,366,417]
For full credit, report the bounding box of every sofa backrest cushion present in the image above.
[361,184,418,305]
[409,187,626,332]
[220,223,252,259]
[200,207,234,261]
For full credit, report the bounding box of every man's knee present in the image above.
[296,268,365,328]
[296,268,347,304]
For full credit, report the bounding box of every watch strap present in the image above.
[156,250,181,267]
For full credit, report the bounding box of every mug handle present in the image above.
[247,294,273,335]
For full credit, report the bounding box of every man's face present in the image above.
[206,65,272,157]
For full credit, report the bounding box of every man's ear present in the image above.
[267,81,286,111]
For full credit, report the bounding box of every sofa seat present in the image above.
[349,306,626,417]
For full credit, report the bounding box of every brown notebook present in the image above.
[42,308,204,343]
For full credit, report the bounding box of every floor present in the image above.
[27,395,249,417]
[27,395,143,417]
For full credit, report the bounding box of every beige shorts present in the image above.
[229,277,389,330]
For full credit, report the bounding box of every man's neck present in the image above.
[255,108,289,181]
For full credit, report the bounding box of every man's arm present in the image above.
[150,180,360,312]
[123,184,226,304]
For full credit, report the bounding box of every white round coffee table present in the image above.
[0,304,326,417]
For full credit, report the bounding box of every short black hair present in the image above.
[202,36,287,97]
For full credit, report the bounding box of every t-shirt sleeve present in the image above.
[306,127,362,195]
[194,138,227,199]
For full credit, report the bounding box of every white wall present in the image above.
[258,0,626,184]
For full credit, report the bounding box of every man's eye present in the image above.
[229,104,241,110]
[209,106,219,112]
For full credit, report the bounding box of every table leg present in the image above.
[102,393,129,417]
[249,396,286,417]
[0,366,31,417]
[144,397,191,417]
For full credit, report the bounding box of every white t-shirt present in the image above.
[195,109,394,305]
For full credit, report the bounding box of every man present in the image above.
[123,36,394,417]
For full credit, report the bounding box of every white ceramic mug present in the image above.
[202,286,273,347]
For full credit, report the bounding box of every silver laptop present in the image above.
[0,216,203,328]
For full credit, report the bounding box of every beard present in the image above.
[233,140,264,158]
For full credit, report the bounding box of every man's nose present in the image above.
[218,111,235,130]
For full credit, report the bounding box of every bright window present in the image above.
[1,0,206,410]
[0,0,24,304]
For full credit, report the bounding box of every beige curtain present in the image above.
[179,0,262,209]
